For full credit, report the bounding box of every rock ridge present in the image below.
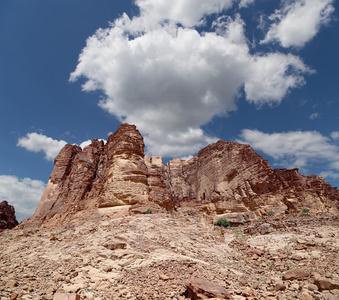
[22,123,339,227]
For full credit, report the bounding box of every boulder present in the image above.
[282,268,309,281]
[314,276,339,291]
[185,278,233,299]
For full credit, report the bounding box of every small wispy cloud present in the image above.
[309,112,320,120]
[17,133,67,161]
[237,129,339,176]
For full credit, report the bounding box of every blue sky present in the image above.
[1,0,338,221]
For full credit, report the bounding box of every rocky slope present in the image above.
[22,123,339,228]
[0,200,18,232]
[1,210,338,299]
[2,123,339,300]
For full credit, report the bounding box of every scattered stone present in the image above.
[300,291,315,300]
[282,268,309,281]
[185,278,233,299]
[53,274,64,282]
[275,280,286,291]
[102,265,112,272]
[103,241,127,250]
[10,292,19,300]
[6,280,18,288]
[160,274,170,281]
[314,277,339,291]
[259,223,273,235]
[304,283,319,292]
[242,287,255,297]
[53,293,80,300]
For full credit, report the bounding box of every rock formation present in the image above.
[23,123,339,228]
[0,200,18,231]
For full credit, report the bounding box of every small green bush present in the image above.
[268,211,275,216]
[214,218,230,228]
[145,208,152,214]
[302,208,310,214]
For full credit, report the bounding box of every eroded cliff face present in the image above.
[0,200,18,231]
[23,123,339,228]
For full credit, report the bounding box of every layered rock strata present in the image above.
[23,123,339,227]
[0,200,18,231]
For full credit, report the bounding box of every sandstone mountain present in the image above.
[2,124,339,300]
[22,123,338,228]
[0,200,18,232]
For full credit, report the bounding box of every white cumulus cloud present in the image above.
[0,175,46,222]
[244,53,313,105]
[261,0,334,48]
[237,129,339,174]
[70,0,314,157]
[17,133,67,161]
[135,0,234,28]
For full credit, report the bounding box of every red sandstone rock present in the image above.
[314,276,339,291]
[0,201,18,231]
[22,123,339,228]
[282,268,309,281]
[96,124,149,207]
[185,277,233,299]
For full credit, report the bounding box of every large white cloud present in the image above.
[0,175,46,222]
[237,129,339,175]
[244,53,313,104]
[261,0,334,48]
[135,0,234,28]
[70,1,313,157]
[17,133,67,161]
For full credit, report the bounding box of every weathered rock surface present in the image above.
[22,123,339,228]
[1,212,338,299]
[0,200,18,231]
[185,277,233,299]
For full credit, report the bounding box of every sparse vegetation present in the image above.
[268,211,275,216]
[231,226,249,242]
[302,208,310,214]
[214,218,230,228]
[145,208,152,214]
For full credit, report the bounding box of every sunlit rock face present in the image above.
[23,123,339,228]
